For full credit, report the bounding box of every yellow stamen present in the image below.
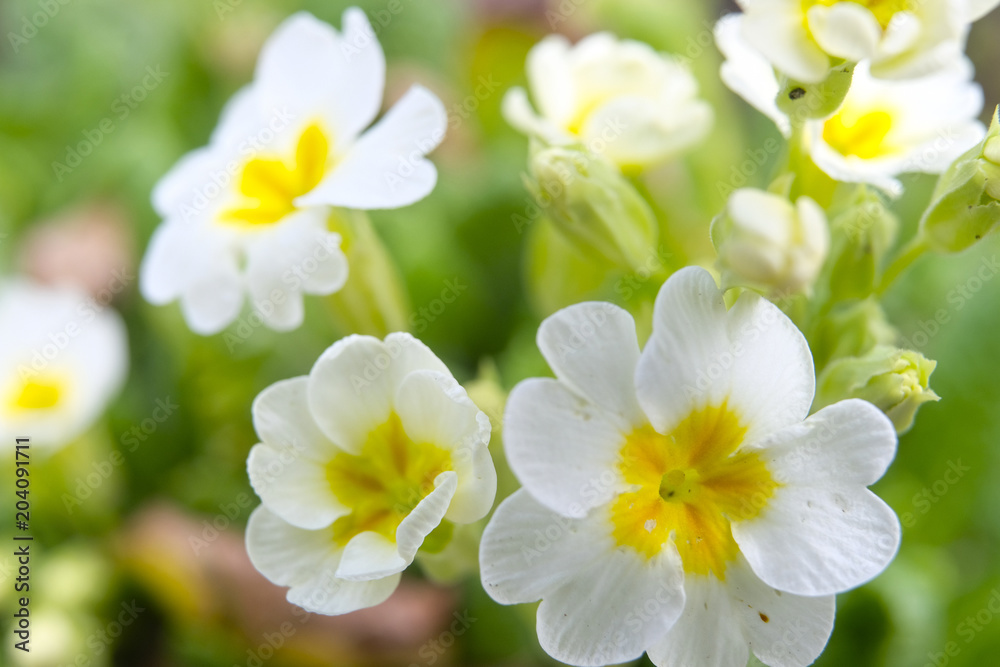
[326,413,453,547]
[221,123,331,228]
[10,378,63,411]
[610,403,778,579]
[822,110,894,159]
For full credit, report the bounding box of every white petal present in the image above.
[179,252,244,336]
[501,87,572,145]
[252,377,340,458]
[479,490,686,666]
[287,570,401,616]
[307,333,450,453]
[715,14,791,137]
[244,210,348,331]
[504,378,627,518]
[635,267,815,446]
[537,302,646,430]
[583,95,713,167]
[298,85,446,210]
[396,471,459,561]
[741,3,830,83]
[647,576,750,667]
[526,34,576,125]
[245,505,336,587]
[806,4,881,62]
[969,0,1000,20]
[648,557,834,667]
[732,401,899,596]
[394,371,496,524]
[335,531,408,581]
[255,10,385,143]
[247,444,346,530]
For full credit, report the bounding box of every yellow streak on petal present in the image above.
[822,109,894,160]
[804,0,913,30]
[10,378,64,411]
[221,122,332,228]
[326,412,452,547]
[611,403,778,579]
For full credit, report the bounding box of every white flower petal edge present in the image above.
[482,266,900,667]
[0,281,128,450]
[480,490,686,667]
[504,31,712,169]
[635,266,815,445]
[732,399,900,596]
[246,332,496,613]
[140,9,446,335]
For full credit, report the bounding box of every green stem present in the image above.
[875,237,929,296]
[628,175,690,270]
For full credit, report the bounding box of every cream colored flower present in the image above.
[245,333,496,614]
[141,10,447,334]
[481,267,899,667]
[503,32,712,170]
[0,281,127,449]
[735,0,999,83]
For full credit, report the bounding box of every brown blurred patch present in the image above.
[19,200,135,303]
[116,503,461,666]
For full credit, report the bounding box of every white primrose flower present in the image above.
[716,16,985,195]
[0,281,128,450]
[503,32,713,170]
[480,267,900,667]
[141,9,447,335]
[713,188,830,295]
[734,0,1000,83]
[245,332,496,614]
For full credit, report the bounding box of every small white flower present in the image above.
[713,188,830,294]
[734,0,999,83]
[503,32,713,170]
[245,333,496,614]
[141,9,447,335]
[716,16,985,195]
[480,267,900,667]
[0,281,128,450]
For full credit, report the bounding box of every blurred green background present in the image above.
[2,0,1000,665]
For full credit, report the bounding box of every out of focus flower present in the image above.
[503,32,712,170]
[0,281,127,450]
[734,0,999,83]
[716,20,984,195]
[481,267,899,667]
[525,145,659,270]
[712,188,829,294]
[141,9,447,334]
[246,333,496,614]
[815,346,939,433]
[919,106,1000,252]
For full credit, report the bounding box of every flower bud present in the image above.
[815,346,940,434]
[812,297,898,370]
[820,189,898,302]
[712,188,829,294]
[525,145,659,271]
[919,106,1000,253]
[775,63,854,125]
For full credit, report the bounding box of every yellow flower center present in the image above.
[220,123,331,228]
[822,109,895,159]
[326,413,454,549]
[7,376,65,412]
[610,403,778,579]
[803,0,912,30]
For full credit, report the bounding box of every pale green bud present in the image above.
[812,297,898,370]
[815,346,940,434]
[776,63,855,125]
[526,145,659,271]
[712,188,829,294]
[919,106,1000,253]
[821,189,899,302]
